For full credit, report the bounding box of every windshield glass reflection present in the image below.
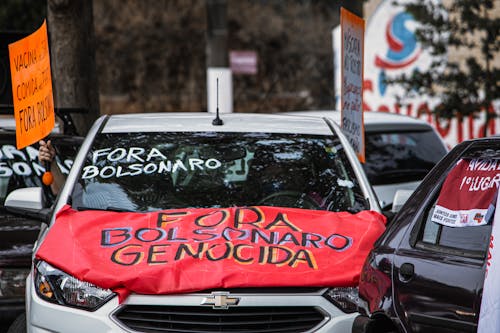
[71,132,368,213]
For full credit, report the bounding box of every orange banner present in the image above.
[9,20,55,149]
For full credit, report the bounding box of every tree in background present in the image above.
[0,0,46,31]
[92,0,345,114]
[47,0,100,136]
[0,0,100,136]
[0,1,46,107]
[389,0,499,133]
[2,0,365,117]
[93,0,207,114]
[228,1,339,112]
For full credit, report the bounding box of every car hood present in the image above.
[36,205,386,301]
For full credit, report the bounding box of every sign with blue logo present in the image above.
[363,0,439,110]
[335,0,499,148]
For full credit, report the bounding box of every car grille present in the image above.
[113,305,325,332]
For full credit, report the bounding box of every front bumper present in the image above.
[27,276,358,333]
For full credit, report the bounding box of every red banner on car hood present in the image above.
[36,205,386,301]
[431,159,500,227]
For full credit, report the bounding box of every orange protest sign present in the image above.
[9,20,55,149]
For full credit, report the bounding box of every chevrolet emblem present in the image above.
[201,292,240,309]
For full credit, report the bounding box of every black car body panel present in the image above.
[354,138,499,333]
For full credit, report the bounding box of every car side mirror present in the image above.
[391,189,414,214]
[5,187,51,223]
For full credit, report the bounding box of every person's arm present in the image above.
[38,139,66,195]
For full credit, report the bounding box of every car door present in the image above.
[393,209,488,333]
[390,149,495,333]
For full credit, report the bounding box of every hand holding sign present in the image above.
[38,140,66,194]
[39,139,55,185]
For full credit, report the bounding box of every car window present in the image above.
[364,130,447,185]
[416,156,498,256]
[420,202,492,254]
[0,139,78,205]
[71,131,369,213]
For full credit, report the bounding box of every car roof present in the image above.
[0,115,63,134]
[102,112,336,135]
[284,110,434,132]
[0,116,17,130]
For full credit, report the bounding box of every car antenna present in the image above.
[212,77,223,126]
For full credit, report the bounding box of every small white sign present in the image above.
[207,68,233,114]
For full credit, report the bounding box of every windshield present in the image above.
[71,132,368,213]
[364,130,447,185]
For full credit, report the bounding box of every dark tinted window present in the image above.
[72,131,368,213]
[421,203,492,254]
[364,130,447,185]
[0,137,79,204]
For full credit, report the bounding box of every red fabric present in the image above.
[432,159,500,227]
[36,205,386,301]
[359,262,392,313]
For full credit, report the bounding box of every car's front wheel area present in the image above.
[352,313,399,333]
[6,312,25,333]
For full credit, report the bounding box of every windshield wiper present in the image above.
[75,206,135,212]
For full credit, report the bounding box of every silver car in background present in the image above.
[285,111,449,211]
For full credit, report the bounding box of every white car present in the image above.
[285,111,449,210]
[6,112,386,333]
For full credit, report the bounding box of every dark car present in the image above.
[0,117,82,330]
[352,137,499,333]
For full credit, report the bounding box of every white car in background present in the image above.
[285,111,449,211]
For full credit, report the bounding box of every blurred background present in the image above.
[0,0,498,146]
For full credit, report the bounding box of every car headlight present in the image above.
[0,268,29,297]
[34,260,115,311]
[324,287,367,314]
